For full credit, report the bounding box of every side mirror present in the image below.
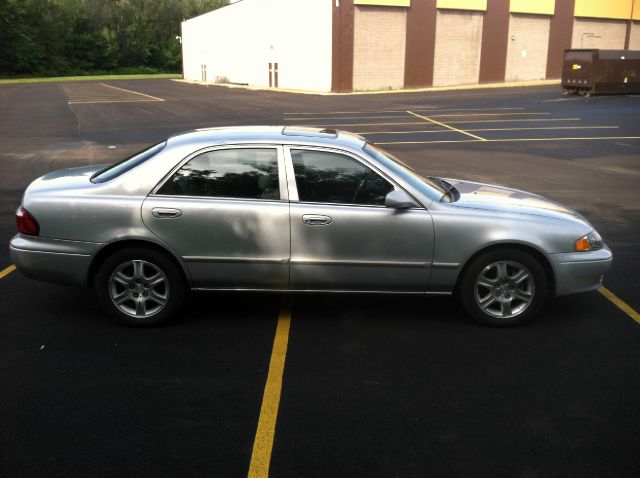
[385,189,418,209]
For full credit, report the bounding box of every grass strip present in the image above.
[0,74,180,85]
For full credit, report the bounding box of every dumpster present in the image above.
[562,49,640,96]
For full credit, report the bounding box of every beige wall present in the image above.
[505,14,551,82]
[571,18,627,49]
[630,21,640,50]
[353,6,407,91]
[433,10,483,87]
[182,0,332,90]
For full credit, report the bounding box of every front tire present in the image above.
[459,248,548,327]
[96,247,186,327]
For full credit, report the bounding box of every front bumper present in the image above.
[9,235,102,287]
[549,245,613,296]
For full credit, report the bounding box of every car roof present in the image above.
[166,126,367,151]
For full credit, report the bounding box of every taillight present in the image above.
[16,206,39,236]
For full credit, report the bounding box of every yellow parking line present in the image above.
[99,82,165,101]
[598,288,640,325]
[407,110,487,141]
[377,136,640,145]
[0,265,16,279]
[248,301,292,478]
[359,126,619,135]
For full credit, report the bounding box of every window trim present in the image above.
[150,144,288,202]
[283,145,421,209]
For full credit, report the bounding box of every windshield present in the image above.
[364,143,448,201]
[91,141,167,183]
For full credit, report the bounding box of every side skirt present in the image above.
[191,288,452,295]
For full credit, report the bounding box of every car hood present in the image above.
[445,178,587,223]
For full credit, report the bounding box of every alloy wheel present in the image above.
[108,260,170,318]
[474,260,535,319]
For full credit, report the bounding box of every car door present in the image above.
[142,145,290,289]
[285,146,434,292]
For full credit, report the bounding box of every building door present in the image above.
[268,62,279,87]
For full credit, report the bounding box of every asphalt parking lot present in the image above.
[1,79,639,477]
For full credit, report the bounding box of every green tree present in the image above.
[0,0,228,77]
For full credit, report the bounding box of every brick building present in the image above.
[181,0,640,92]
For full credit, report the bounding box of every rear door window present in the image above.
[157,148,280,200]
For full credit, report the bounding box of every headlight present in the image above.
[575,231,603,252]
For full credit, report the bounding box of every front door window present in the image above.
[291,149,394,206]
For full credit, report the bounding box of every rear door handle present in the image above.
[152,207,182,218]
[302,214,332,226]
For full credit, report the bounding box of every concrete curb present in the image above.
[172,78,561,96]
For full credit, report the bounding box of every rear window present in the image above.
[91,141,166,183]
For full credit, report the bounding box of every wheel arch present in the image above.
[87,239,190,287]
[454,242,556,297]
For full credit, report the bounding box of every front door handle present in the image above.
[302,214,332,226]
[152,207,182,218]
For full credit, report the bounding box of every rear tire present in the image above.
[459,248,548,327]
[96,247,186,327]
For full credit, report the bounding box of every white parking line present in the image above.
[377,136,640,145]
[285,112,549,121]
[283,107,525,115]
[64,82,165,105]
[406,110,487,141]
[300,118,581,128]
[358,126,619,135]
[68,99,162,104]
[99,82,165,101]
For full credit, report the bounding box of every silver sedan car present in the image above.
[10,126,612,327]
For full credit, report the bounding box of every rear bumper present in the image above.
[549,245,613,296]
[9,235,102,287]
